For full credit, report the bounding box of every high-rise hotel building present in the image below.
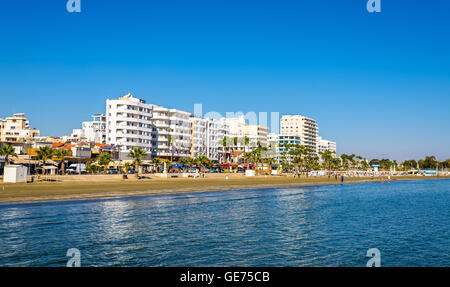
[106,94,153,160]
[280,115,319,153]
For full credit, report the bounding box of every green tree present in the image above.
[341,154,350,170]
[53,149,70,175]
[305,155,320,175]
[291,145,311,178]
[243,152,253,169]
[128,147,147,178]
[0,144,17,166]
[180,157,194,173]
[221,136,229,163]
[168,135,175,162]
[360,159,370,170]
[418,156,438,170]
[402,160,418,171]
[331,157,342,171]
[35,146,54,175]
[98,152,112,174]
[279,143,292,165]
[243,136,250,152]
[319,150,334,178]
[86,164,100,174]
[195,155,210,174]
[442,159,450,169]
[152,157,161,173]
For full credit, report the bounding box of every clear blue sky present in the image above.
[0,0,449,161]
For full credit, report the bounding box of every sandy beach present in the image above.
[1,173,448,204]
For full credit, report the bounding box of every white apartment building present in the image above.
[106,94,153,160]
[151,104,192,160]
[190,116,229,161]
[317,136,337,155]
[280,115,318,153]
[150,104,171,158]
[168,108,192,159]
[278,135,302,163]
[223,116,269,151]
[267,133,280,163]
[206,118,228,161]
[190,116,207,158]
[71,114,106,143]
[0,113,40,143]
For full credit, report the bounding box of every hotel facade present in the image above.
[0,113,40,143]
[280,115,319,153]
[106,94,154,160]
[18,93,334,164]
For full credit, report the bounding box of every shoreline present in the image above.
[1,174,449,205]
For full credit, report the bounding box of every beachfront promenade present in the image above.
[1,173,449,204]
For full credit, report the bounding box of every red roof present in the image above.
[52,142,65,148]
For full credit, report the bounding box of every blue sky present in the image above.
[0,0,449,161]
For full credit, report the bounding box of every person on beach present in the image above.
[341,175,344,183]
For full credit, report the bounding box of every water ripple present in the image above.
[0,179,449,266]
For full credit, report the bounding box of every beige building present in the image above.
[317,136,337,156]
[280,115,318,153]
[0,113,40,143]
[223,116,269,151]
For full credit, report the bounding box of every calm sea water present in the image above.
[0,179,449,267]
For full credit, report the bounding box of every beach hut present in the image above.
[3,165,28,183]
[39,166,57,175]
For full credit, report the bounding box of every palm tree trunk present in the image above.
[42,161,46,176]
[135,162,139,178]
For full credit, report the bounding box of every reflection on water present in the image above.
[0,179,449,267]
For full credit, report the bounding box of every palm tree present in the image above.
[0,145,17,165]
[243,136,250,152]
[233,137,238,149]
[319,150,334,178]
[292,155,302,177]
[53,149,70,175]
[168,135,175,162]
[341,154,349,170]
[229,137,239,163]
[179,157,192,173]
[304,155,320,177]
[128,147,147,178]
[221,136,228,164]
[195,155,210,175]
[331,157,342,171]
[86,164,99,174]
[35,146,54,175]
[152,157,161,173]
[348,154,356,169]
[280,143,292,164]
[243,152,253,170]
[98,152,112,174]
[291,145,311,178]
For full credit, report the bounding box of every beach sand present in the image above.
[0,173,448,204]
